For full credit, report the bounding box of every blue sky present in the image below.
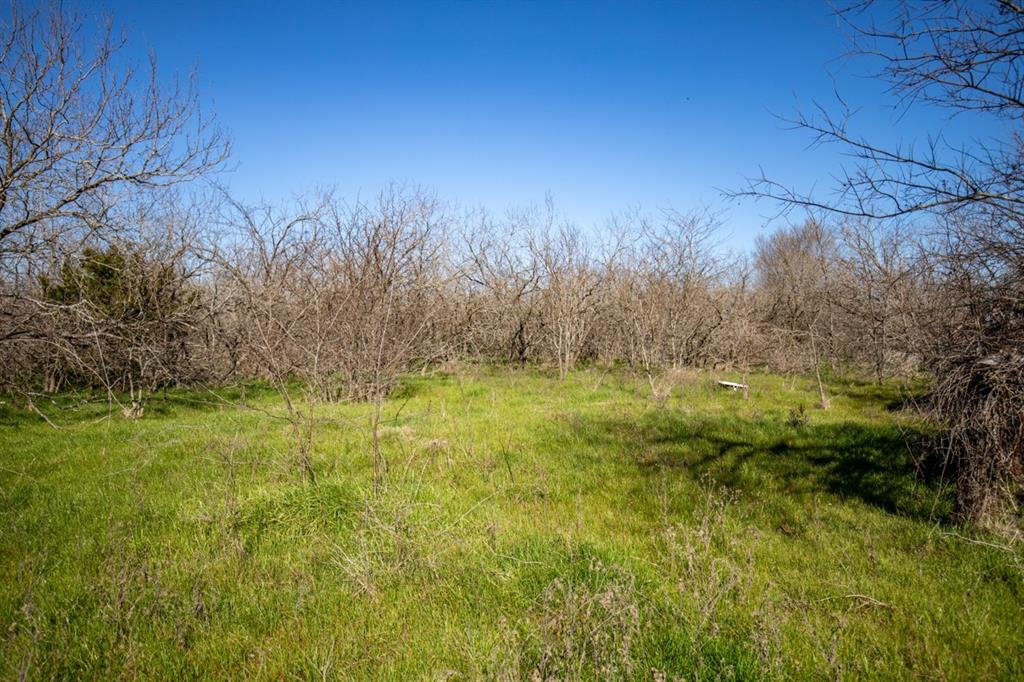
[81,1,993,249]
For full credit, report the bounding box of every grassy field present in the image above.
[1,367,1021,680]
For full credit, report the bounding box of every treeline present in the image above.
[1,188,934,401]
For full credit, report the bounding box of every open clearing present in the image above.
[1,368,1021,679]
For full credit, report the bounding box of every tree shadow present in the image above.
[826,376,930,413]
[564,409,951,523]
[0,381,283,428]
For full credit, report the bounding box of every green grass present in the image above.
[1,367,1021,680]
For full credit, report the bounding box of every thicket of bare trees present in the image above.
[1,2,1019,525]
[0,0,227,413]
[738,0,1024,528]
[5,198,930,403]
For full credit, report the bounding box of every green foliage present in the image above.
[34,244,203,393]
[40,244,195,322]
[0,369,1020,679]
[786,403,809,428]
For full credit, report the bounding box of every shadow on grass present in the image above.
[825,375,931,413]
[0,381,283,428]
[565,410,951,523]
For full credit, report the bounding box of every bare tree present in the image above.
[327,187,448,492]
[600,209,728,397]
[0,3,227,266]
[534,222,605,380]
[209,194,329,481]
[755,220,836,408]
[0,2,227,401]
[462,209,544,366]
[716,262,764,400]
[833,220,922,382]
[209,185,447,490]
[736,0,1024,525]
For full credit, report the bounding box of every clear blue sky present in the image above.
[81,0,990,249]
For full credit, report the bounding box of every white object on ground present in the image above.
[717,380,748,391]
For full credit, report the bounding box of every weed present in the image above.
[787,403,809,428]
[494,560,641,680]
